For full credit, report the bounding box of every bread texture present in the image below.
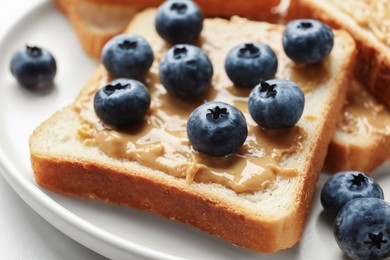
[293,0,390,108]
[30,8,356,252]
[54,0,285,59]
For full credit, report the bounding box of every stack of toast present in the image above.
[289,0,390,173]
[29,0,390,254]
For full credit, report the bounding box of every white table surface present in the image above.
[0,0,107,259]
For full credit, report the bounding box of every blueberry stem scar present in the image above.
[173,46,188,59]
[26,46,42,57]
[207,106,228,120]
[364,232,388,249]
[104,83,130,95]
[238,43,260,58]
[349,173,367,187]
[171,3,187,14]
[119,40,137,50]
[298,21,313,29]
[259,82,277,98]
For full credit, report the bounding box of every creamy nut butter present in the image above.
[340,80,390,135]
[329,0,390,46]
[74,15,332,193]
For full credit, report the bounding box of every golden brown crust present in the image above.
[325,134,390,174]
[69,0,284,20]
[294,48,355,234]
[32,150,284,252]
[30,107,299,252]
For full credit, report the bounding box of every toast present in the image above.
[287,0,390,173]
[291,0,390,108]
[30,8,356,252]
[325,79,390,173]
[54,0,285,59]
[53,0,390,174]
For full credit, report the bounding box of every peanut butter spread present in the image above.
[74,14,332,193]
[329,0,390,46]
[340,80,390,135]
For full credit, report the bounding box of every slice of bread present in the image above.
[292,0,390,108]
[325,79,390,173]
[54,0,390,174]
[288,0,390,173]
[54,0,285,59]
[30,8,356,252]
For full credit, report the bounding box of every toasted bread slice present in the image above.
[54,0,390,174]
[292,0,390,108]
[288,0,390,173]
[30,9,356,252]
[53,0,285,59]
[325,79,390,173]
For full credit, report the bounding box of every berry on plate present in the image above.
[187,101,247,157]
[225,42,278,88]
[10,45,57,89]
[321,171,384,220]
[93,78,151,127]
[248,79,305,129]
[334,198,390,260]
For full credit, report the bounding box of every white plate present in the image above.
[0,1,389,259]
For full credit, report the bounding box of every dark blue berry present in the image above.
[101,34,154,79]
[155,0,203,44]
[321,171,384,220]
[187,101,247,157]
[225,42,278,88]
[334,198,390,260]
[248,79,304,129]
[159,44,213,99]
[10,45,57,89]
[93,78,150,126]
[283,19,334,64]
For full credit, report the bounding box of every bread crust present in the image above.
[32,154,289,252]
[31,107,301,252]
[54,0,284,59]
[30,86,347,252]
[326,132,390,173]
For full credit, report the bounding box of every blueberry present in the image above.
[159,44,213,99]
[248,79,304,129]
[10,45,56,89]
[282,19,334,64]
[321,171,384,220]
[155,0,203,44]
[101,34,154,79]
[187,101,247,156]
[334,198,390,260]
[225,43,278,88]
[93,78,150,126]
